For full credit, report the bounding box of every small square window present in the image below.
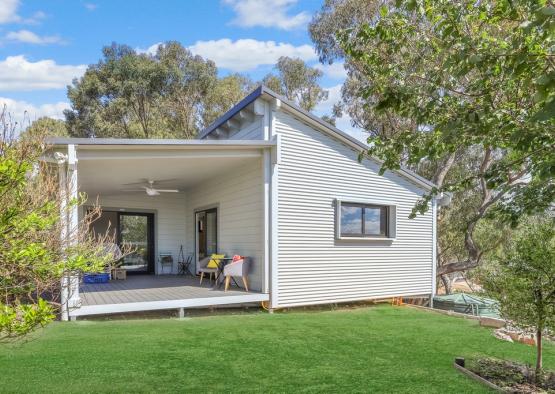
[337,201,390,238]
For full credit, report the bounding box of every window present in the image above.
[337,201,392,238]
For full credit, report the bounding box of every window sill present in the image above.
[336,236,396,241]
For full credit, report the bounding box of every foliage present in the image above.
[64,42,253,139]
[202,74,255,126]
[481,218,555,374]
[310,0,397,134]
[0,111,121,339]
[339,0,554,218]
[331,0,555,279]
[22,117,68,139]
[263,56,328,111]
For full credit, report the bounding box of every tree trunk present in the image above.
[536,328,543,378]
[440,274,453,295]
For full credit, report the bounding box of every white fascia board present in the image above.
[48,137,276,148]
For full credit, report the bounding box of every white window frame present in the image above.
[335,199,397,241]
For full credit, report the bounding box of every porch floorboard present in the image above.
[72,275,268,317]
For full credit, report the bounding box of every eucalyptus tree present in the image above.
[64,42,251,139]
[481,218,555,376]
[262,56,328,111]
[338,0,555,279]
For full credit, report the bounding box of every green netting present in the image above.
[433,293,500,318]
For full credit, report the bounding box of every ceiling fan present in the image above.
[121,178,179,196]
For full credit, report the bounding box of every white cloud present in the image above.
[5,29,64,44]
[0,55,86,91]
[0,97,69,127]
[314,84,342,115]
[223,0,310,30]
[84,3,97,11]
[315,62,348,80]
[136,42,162,56]
[0,0,20,24]
[189,38,317,71]
[0,0,45,24]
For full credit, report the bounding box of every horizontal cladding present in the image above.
[275,111,433,307]
[228,117,263,140]
[185,158,264,291]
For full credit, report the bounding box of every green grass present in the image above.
[0,305,553,393]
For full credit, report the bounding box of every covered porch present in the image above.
[72,275,268,318]
[48,138,275,319]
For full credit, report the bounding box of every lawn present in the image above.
[0,305,553,393]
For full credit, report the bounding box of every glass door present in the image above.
[118,213,154,274]
[196,208,218,269]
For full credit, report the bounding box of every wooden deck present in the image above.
[71,275,269,318]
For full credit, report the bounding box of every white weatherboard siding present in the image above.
[228,117,264,140]
[86,193,187,274]
[274,111,433,307]
[185,158,265,292]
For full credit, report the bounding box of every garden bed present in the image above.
[457,357,555,393]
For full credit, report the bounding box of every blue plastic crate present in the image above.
[83,273,110,284]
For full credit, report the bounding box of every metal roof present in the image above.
[49,86,435,191]
[199,85,436,190]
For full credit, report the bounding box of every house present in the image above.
[47,86,437,320]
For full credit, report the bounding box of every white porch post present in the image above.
[268,99,281,309]
[59,144,80,321]
[430,197,438,307]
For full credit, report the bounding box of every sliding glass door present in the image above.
[196,208,218,267]
[119,213,154,274]
[88,209,155,274]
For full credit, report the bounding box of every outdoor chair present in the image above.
[223,256,249,292]
[198,256,218,285]
[159,252,173,274]
[178,253,194,276]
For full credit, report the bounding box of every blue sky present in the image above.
[0,0,356,135]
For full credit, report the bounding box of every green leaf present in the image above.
[540,6,555,16]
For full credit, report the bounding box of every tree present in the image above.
[65,42,250,139]
[0,110,120,339]
[481,218,555,377]
[24,117,68,138]
[202,74,254,127]
[262,56,328,111]
[65,43,169,138]
[156,42,219,138]
[338,0,555,278]
[310,0,400,134]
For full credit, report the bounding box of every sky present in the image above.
[0,0,360,137]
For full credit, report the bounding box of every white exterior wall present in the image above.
[86,193,187,274]
[227,117,264,140]
[185,158,265,292]
[273,111,434,307]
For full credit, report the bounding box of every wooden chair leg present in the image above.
[242,276,249,292]
[225,276,230,292]
[200,271,204,285]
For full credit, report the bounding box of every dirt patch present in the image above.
[466,358,555,393]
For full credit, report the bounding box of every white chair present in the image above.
[223,257,249,292]
[159,252,173,274]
